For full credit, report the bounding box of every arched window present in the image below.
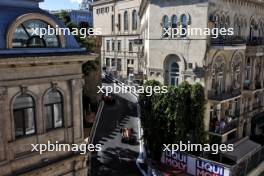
[180,14,187,37]
[225,16,230,29]
[132,10,137,30]
[245,57,251,82]
[171,15,177,28]
[44,90,64,130]
[171,15,177,38]
[118,13,121,31]
[212,60,225,94]
[12,20,60,48]
[170,62,180,86]
[162,15,169,38]
[124,11,128,31]
[214,14,220,28]
[13,94,36,138]
[231,58,241,89]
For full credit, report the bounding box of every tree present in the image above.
[139,81,206,161]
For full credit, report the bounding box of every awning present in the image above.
[221,137,261,164]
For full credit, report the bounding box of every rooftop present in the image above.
[0,4,83,57]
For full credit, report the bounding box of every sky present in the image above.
[40,0,82,10]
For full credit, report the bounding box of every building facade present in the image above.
[139,0,264,153]
[0,0,96,175]
[93,0,143,79]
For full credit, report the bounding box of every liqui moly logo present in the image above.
[161,151,187,172]
[196,160,224,176]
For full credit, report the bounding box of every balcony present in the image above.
[227,109,241,119]
[243,81,262,91]
[210,36,246,50]
[209,118,239,136]
[208,89,241,102]
[247,37,264,46]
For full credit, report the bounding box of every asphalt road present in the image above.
[90,89,142,176]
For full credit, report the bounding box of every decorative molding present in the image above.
[20,85,28,94]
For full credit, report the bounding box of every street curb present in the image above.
[136,103,148,176]
[88,101,104,176]
[90,101,105,144]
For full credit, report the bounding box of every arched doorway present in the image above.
[164,54,183,86]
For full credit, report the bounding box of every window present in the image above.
[112,40,115,51]
[131,59,134,65]
[171,15,177,28]
[13,94,36,138]
[111,15,115,32]
[129,41,133,52]
[117,40,121,51]
[12,20,60,48]
[117,58,122,71]
[231,59,241,88]
[180,14,187,37]
[170,62,179,86]
[44,90,63,130]
[106,40,110,51]
[118,14,121,31]
[111,58,116,67]
[124,11,128,31]
[245,57,251,81]
[188,63,193,69]
[162,15,169,38]
[171,15,177,38]
[106,58,110,67]
[132,10,137,30]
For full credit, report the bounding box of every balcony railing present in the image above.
[208,89,241,101]
[209,118,239,135]
[211,36,246,46]
[247,37,264,46]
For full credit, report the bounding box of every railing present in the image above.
[208,89,241,101]
[211,36,246,46]
[209,118,239,135]
[247,37,264,46]
[230,146,264,176]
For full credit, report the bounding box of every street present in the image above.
[90,84,143,176]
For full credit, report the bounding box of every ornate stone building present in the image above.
[139,0,264,150]
[0,0,96,175]
[93,0,143,79]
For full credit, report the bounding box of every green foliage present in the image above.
[57,11,97,51]
[139,81,206,160]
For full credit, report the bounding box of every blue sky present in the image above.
[40,0,81,10]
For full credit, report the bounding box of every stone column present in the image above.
[70,79,84,143]
[0,87,7,162]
